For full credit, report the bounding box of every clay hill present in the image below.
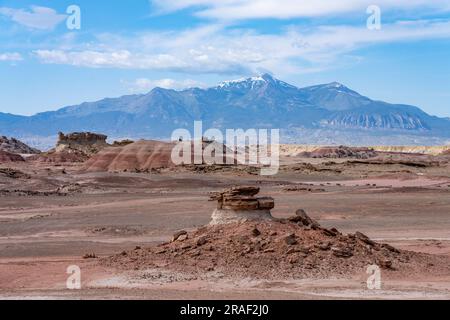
[84,139,233,172]
[84,140,177,172]
[103,186,449,280]
[0,136,39,163]
[0,136,40,154]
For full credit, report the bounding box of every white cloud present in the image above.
[151,0,450,20]
[124,78,206,93]
[0,52,23,62]
[33,49,198,71]
[32,18,450,76]
[0,6,66,30]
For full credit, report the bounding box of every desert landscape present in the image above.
[2,1,450,308]
[0,133,449,300]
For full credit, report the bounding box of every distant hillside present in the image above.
[279,144,450,157]
[1,74,450,148]
[0,136,41,154]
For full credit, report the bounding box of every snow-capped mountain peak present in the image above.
[218,75,267,88]
[2,74,449,146]
[217,73,295,90]
[329,81,345,88]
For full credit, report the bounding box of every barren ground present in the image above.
[0,155,449,299]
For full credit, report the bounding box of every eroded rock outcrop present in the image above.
[56,132,109,156]
[30,132,110,163]
[209,186,275,225]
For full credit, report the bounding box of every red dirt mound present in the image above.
[102,217,449,280]
[0,150,25,162]
[84,140,177,172]
[84,140,233,172]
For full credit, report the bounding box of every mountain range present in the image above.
[1,73,449,149]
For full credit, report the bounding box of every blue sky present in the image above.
[1,0,450,117]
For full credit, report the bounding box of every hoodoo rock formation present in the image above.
[103,186,448,280]
[209,186,275,225]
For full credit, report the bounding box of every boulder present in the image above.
[382,243,400,253]
[251,228,261,237]
[196,236,208,246]
[288,209,321,229]
[355,231,376,246]
[172,230,188,242]
[331,246,353,258]
[378,258,393,269]
[257,197,275,209]
[318,241,331,251]
[322,228,338,237]
[284,234,298,246]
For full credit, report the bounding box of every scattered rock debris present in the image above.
[102,186,449,280]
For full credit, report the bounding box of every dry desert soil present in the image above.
[0,151,449,300]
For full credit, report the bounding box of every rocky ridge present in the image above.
[0,136,40,154]
[299,146,378,159]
